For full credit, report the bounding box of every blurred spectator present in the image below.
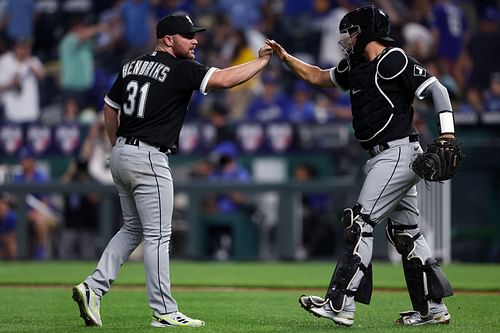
[424,59,461,104]
[95,0,125,76]
[458,5,500,113]
[413,108,434,147]
[315,0,350,67]
[0,194,17,260]
[32,0,63,62]
[279,0,315,56]
[405,0,433,26]
[120,0,155,60]
[222,30,259,120]
[189,158,214,180]
[0,0,37,45]
[246,70,291,122]
[152,0,192,19]
[204,141,256,260]
[484,72,500,113]
[206,102,236,144]
[62,96,82,123]
[11,146,58,259]
[216,0,264,30]
[285,80,317,123]
[80,112,113,184]
[205,141,251,214]
[402,22,434,61]
[201,13,232,68]
[0,38,45,123]
[429,0,468,75]
[58,15,104,111]
[314,89,351,123]
[294,162,337,258]
[59,157,100,259]
[190,0,218,28]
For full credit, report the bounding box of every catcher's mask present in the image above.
[338,5,394,66]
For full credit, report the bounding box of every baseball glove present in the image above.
[411,138,463,182]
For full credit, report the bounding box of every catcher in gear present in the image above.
[267,5,457,327]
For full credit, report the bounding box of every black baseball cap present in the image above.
[156,14,206,38]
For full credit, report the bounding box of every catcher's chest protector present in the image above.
[350,48,415,148]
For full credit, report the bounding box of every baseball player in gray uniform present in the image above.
[267,5,455,327]
[72,14,272,328]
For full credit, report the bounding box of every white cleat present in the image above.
[299,295,328,310]
[396,303,451,325]
[151,311,205,328]
[299,295,354,327]
[72,282,102,326]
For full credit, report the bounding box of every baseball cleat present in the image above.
[396,304,451,326]
[299,295,328,311]
[151,311,205,328]
[299,295,354,327]
[72,282,102,326]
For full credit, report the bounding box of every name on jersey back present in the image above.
[122,60,170,82]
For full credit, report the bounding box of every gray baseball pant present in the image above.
[343,138,433,312]
[85,137,178,314]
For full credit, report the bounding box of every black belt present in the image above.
[368,134,419,157]
[124,137,173,154]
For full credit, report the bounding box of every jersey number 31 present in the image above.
[123,80,150,118]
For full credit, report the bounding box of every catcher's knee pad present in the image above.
[325,205,375,311]
[386,221,453,315]
[385,219,420,257]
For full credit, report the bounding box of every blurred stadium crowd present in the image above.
[0,0,499,126]
[0,0,499,261]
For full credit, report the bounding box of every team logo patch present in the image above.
[413,65,426,77]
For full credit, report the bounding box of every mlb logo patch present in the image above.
[413,65,426,77]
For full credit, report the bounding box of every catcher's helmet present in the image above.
[338,5,393,64]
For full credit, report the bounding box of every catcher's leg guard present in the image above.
[325,204,374,312]
[386,220,453,316]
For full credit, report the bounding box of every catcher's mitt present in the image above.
[411,138,463,182]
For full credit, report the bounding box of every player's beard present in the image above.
[187,48,196,59]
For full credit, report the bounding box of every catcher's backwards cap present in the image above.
[156,14,206,38]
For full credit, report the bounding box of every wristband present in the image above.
[438,110,455,134]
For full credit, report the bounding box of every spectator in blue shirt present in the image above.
[246,71,292,122]
[484,72,500,113]
[121,0,154,60]
[1,0,36,45]
[285,80,317,123]
[429,0,468,75]
[208,141,251,213]
[0,194,17,259]
[217,0,264,30]
[294,163,337,258]
[12,146,56,259]
[459,5,500,113]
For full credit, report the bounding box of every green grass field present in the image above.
[0,261,499,332]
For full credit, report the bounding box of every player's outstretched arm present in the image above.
[207,45,272,90]
[266,39,335,88]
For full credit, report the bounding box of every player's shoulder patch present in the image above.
[411,62,427,77]
[377,47,408,80]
